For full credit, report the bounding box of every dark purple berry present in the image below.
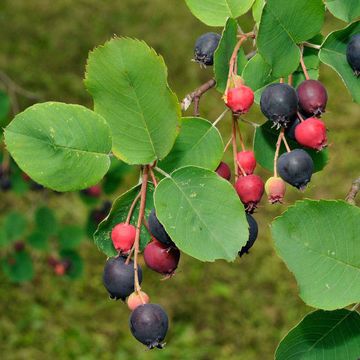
[148,209,174,246]
[297,80,328,116]
[346,33,360,77]
[260,83,298,128]
[277,149,314,190]
[129,303,169,349]
[194,32,221,66]
[239,214,258,257]
[103,256,142,301]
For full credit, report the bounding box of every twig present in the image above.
[181,78,216,115]
[232,113,239,181]
[345,177,360,205]
[299,46,310,80]
[149,167,158,187]
[133,166,149,298]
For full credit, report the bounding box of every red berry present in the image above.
[143,239,180,276]
[265,177,286,204]
[237,151,256,175]
[54,263,66,276]
[235,174,264,212]
[216,162,231,180]
[111,223,136,253]
[294,117,327,151]
[225,85,254,114]
[297,80,328,117]
[87,185,102,197]
[127,291,150,311]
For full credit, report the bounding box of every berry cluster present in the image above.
[103,207,180,349]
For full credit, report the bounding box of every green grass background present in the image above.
[0,1,359,359]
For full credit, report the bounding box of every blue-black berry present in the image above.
[194,32,221,66]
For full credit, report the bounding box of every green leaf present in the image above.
[158,117,224,173]
[242,54,278,103]
[4,102,112,192]
[184,0,255,26]
[58,226,84,250]
[27,231,49,251]
[1,251,34,283]
[275,309,360,359]
[4,212,27,242]
[214,18,247,93]
[272,200,360,310]
[94,183,154,257]
[254,121,328,173]
[60,250,84,279]
[85,37,179,165]
[252,0,265,23]
[35,206,57,236]
[319,21,360,104]
[0,90,10,127]
[325,0,360,22]
[257,0,325,77]
[154,166,248,262]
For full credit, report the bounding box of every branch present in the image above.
[345,177,360,205]
[181,78,216,115]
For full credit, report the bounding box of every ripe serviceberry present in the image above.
[237,151,256,175]
[265,177,286,204]
[143,239,180,276]
[297,80,328,116]
[194,32,221,66]
[225,85,254,114]
[216,161,231,180]
[277,149,314,190]
[127,291,150,311]
[103,256,142,301]
[260,83,298,128]
[239,214,258,257]
[285,117,302,140]
[235,174,264,213]
[346,33,360,77]
[148,209,174,246]
[111,223,136,253]
[295,117,327,151]
[129,303,169,349]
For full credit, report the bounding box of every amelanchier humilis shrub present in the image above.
[3,0,360,355]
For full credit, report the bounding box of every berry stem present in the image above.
[223,136,232,153]
[235,118,246,152]
[297,112,305,122]
[232,113,239,181]
[282,134,291,152]
[274,129,285,177]
[149,168,158,187]
[279,78,284,84]
[133,165,149,297]
[180,78,216,115]
[299,46,310,80]
[126,191,141,224]
[288,74,293,86]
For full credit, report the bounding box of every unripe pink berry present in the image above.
[216,161,231,180]
[127,291,150,311]
[237,151,256,175]
[265,176,286,204]
[295,117,327,151]
[143,239,180,276]
[87,185,102,197]
[225,85,254,114]
[111,223,136,253]
[234,174,264,212]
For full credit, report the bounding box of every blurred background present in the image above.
[0,1,359,359]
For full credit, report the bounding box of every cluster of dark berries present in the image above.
[260,78,328,193]
[102,208,181,349]
[347,33,360,77]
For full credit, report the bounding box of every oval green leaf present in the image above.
[4,102,112,192]
[276,309,360,359]
[35,206,57,236]
[85,37,179,165]
[185,0,255,27]
[326,0,360,22]
[1,251,34,283]
[214,17,247,93]
[254,121,328,173]
[158,117,224,173]
[319,21,360,104]
[94,183,154,257]
[272,200,360,310]
[154,166,248,262]
[257,0,325,77]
